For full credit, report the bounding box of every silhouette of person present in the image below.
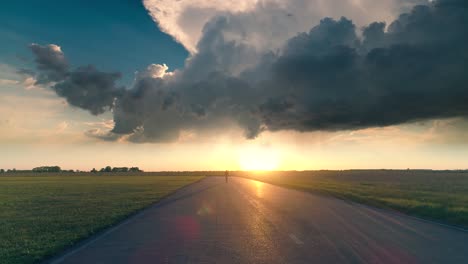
[225,170,229,183]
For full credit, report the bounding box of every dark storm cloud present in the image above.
[29,0,468,142]
[29,44,124,115]
[29,44,69,84]
[259,0,468,132]
[53,66,124,115]
[109,17,264,141]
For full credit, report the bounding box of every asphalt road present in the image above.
[49,177,468,264]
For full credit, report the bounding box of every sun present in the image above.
[238,146,280,171]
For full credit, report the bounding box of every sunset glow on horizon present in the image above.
[1,0,468,171]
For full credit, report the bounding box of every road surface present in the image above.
[48,177,468,264]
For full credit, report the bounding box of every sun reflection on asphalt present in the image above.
[245,182,277,259]
[255,181,265,198]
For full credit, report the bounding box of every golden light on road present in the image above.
[238,145,280,171]
[255,181,264,198]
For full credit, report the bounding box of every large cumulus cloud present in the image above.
[29,0,468,142]
[143,0,429,53]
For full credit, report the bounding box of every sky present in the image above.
[1,0,468,171]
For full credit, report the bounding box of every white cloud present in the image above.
[55,121,69,133]
[143,0,258,53]
[135,63,173,80]
[0,63,43,90]
[0,79,19,85]
[143,0,421,53]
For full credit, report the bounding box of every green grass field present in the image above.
[0,174,203,264]
[242,170,468,228]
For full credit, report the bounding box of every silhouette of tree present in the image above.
[112,167,129,172]
[32,166,61,173]
[129,167,142,172]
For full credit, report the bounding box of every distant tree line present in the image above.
[32,166,61,173]
[0,166,142,174]
[0,169,27,173]
[0,166,65,173]
[90,166,142,173]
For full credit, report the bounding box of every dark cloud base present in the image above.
[29,0,468,142]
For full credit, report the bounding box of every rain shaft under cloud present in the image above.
[28,0,468,142]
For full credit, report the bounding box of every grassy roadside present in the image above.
[240,170,468,228]
[0,175,204,264]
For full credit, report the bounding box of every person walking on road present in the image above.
[225,170,229,183]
